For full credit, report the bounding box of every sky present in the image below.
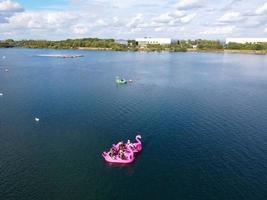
[0,0,267,40]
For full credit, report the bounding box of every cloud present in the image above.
[221,0,243,11]
[201,25,235,35]
[255,2,267,15]
[95,19,108,27]
[0,0,266,40]
[180,13,197,23]
[170,10,187,18]
[241,15,267,28]
[218,11,243,23]
[72,24,89,34]
[2,11,79,32]
[111,17,124,27]
[176,0,202,10]
[126,14,143,28]
[153,10,196,26]
[154,13,173,23]
[154,27,164,32]
[0,0,23,12]
[124,10,197,33]
[0,0,24,23]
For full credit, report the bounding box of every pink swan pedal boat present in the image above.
[102,148,135,164]
[102,135,142,164]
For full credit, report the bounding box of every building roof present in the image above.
[226,38,267,44]
[135,37,172,41]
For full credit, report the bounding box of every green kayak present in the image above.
[116,76,127,84]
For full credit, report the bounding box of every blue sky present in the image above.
[1,0,267,40]
[17,0,67,9]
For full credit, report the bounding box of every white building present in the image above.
[135,37,173,46]
[226,38,267,44]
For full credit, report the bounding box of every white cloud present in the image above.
[219,11,243,23]
[201,25,235,35]
[221,0,243,11]
[72,24,89,34]
[154,27,164,32]
[3,11,79,31]
[0,0,23,12]
[0,0,266,40]
[176,0,202,10]
[129,27,142,33]
[255,2,267,15]
[170,10,186,18]
[112,17,123,27]
[153,10,196,26]
[241,15,266,28]
[180,13,197,23]
[95,19,108,27]
[154,13,173,23]
[126,14,143,28]
[0,0,23,23]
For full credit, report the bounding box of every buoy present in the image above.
[128,79,133,83]
[35,118,40,122]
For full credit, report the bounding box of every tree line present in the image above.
[0,38,130,51]
[1,38,267,52]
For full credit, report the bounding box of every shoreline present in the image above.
[79,47,267,55]
[2,47,267,55]
[188,49,267,55]
[78,47,112,51]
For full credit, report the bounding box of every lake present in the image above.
[1,48,267,200]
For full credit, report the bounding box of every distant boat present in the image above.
[35,117,40,122]
[62,55,84,58]
[37,54,84,58]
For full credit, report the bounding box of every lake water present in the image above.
[1,48,267,200]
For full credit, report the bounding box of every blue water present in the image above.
[1,48,267,200]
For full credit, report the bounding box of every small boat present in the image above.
[35,117,40,122]
[102,135,142,164]
[0,93,3,96]
[116,76,127,84]
[5,68,8,72]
